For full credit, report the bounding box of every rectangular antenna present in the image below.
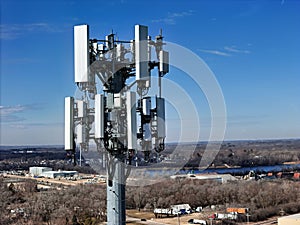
[77,100,86,118]
[135,25,149,82]
[116,44,123,61]
[159,50,169,75]
[126,92,137,149]
[77,124,86,144]
[142,97,151,116]
[74,24,89,83]
[95,94,104,139]
[156,97,166,138]
[65,97,74,150]
[143,123,152,141]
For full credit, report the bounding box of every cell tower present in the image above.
[64,24,169,224]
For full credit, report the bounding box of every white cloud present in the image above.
[0,105,27,115]
[0,105,27,123]
[0,104,42,123]
[198,49,231,57]
[0,23,63,40]
[152,10,194,25]
[224,46,250,54]
[198,46,251,57]
[9,124,27,129]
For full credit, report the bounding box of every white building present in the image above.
[29,167,78,179]
[41,171,78,179]
[170,173,237,183]
[29,167,52,177]
[278,213,300,225]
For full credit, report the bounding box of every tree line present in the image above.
[1,177,300,224]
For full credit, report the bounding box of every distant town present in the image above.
[1,139,300,224]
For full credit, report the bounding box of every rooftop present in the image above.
[279,213,300,220]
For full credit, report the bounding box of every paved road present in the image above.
[239,219,278,225]
[127,216,169,225]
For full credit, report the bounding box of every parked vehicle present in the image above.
[188,219,207,224]
[195,206,203,212]
[154,208,174,217]
[154,203,192,217]
[212,213,237,220]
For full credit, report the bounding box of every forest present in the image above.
[1,177,300,225]
[1,140,300,172]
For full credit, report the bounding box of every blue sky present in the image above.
[1,0,299,145]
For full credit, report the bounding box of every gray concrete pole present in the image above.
[107,157,126,225]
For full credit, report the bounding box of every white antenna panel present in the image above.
[65,97,74,150]
[126,92,137,150]
[114,93,122,108]
[135,25,149,81]
[159,50,169,74]
[95,94,104,139]
[77,100,86,118]
[74,24,89,83]
[116,44,123,61]
[142,97,151,116]
[77,124,86,144]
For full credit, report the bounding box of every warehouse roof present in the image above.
[280,213,300,219]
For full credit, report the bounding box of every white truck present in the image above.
[154,204,192,217]
[188,219,207,224]
[213,213,237,220]
[154,208,177,217]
